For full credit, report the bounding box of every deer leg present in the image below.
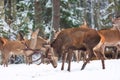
[98,49,105,69]
[81,53,92,70]
[115,51,119,59]
[81,49,93,70]
[78,50,81,62]
[81,57,90,70]
[73,50,79,62]
[67,49,73,72]
[101,45,108,60]
[94,49,105,69]
[101,57,105,69]
[61,53,67,70]
[25,56,30,65]
[29,56,32,64]
[97,51,105,69]
[111,52,114,59]
[4,53,9,67]
[1,55,4,66]
[83,51,87,62]
[114,48,118,59]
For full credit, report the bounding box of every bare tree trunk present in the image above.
[114,0,120,17]
[94,0,101,29]
[50,0,60,41]
[83,0,87,22]
[91,0,95,29]
[52,0,60,31]
[4,0,13,25]
[11,0,16,21]
[0,0,4,19]
[79,0,87,24]
[34,0,44,37]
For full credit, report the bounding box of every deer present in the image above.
[51,21,101,71]
[0,29,58,68]
[23,35,58,68]
[93,17,120,65]
[0,28,39,67]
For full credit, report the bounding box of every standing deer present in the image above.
[0,29,39,67]
[93,17,120,61]
[0,29,58,68]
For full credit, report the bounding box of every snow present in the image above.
[0,59,120,80]
[100,2,114,14]
[45,0,52,8]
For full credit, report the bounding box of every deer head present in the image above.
[41,45,58,68]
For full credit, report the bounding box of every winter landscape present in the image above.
[0,0,120,80]
[0,59,120,80]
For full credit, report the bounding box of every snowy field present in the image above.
[0,59,120,80]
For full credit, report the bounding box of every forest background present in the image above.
[0,0,120,40]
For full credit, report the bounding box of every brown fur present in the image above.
[0,34,58,67]
[93,24,120,60]
[0,29,39,67]
[51,24,101,71]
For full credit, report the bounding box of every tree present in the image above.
[114,0,120,17]
[0,0,5,20]
[94,0,101,29]
[34,0,44,37]
[49,0,60,41]
[52,0,60,31]
[4,0,12,25]
[0,0,120,39]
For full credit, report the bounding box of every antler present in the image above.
[22,41,53,65]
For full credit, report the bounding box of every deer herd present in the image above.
[0,17,120,72]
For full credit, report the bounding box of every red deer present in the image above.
[0,31,58,68]
[23,43,58,68]
[25,36,58,68]
[94,17,120,60]
[61,20,89,63]
[24,35,49,65]
[70,20,90,63]
[0,29,39,67]
[73,20,90,62]
[51,23,102,71]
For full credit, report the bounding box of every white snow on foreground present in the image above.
[0,59,120,80]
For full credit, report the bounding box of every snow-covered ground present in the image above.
[0,59,120,80]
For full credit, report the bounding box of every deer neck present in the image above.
[29,28,39,49]
[29,37,37,49]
